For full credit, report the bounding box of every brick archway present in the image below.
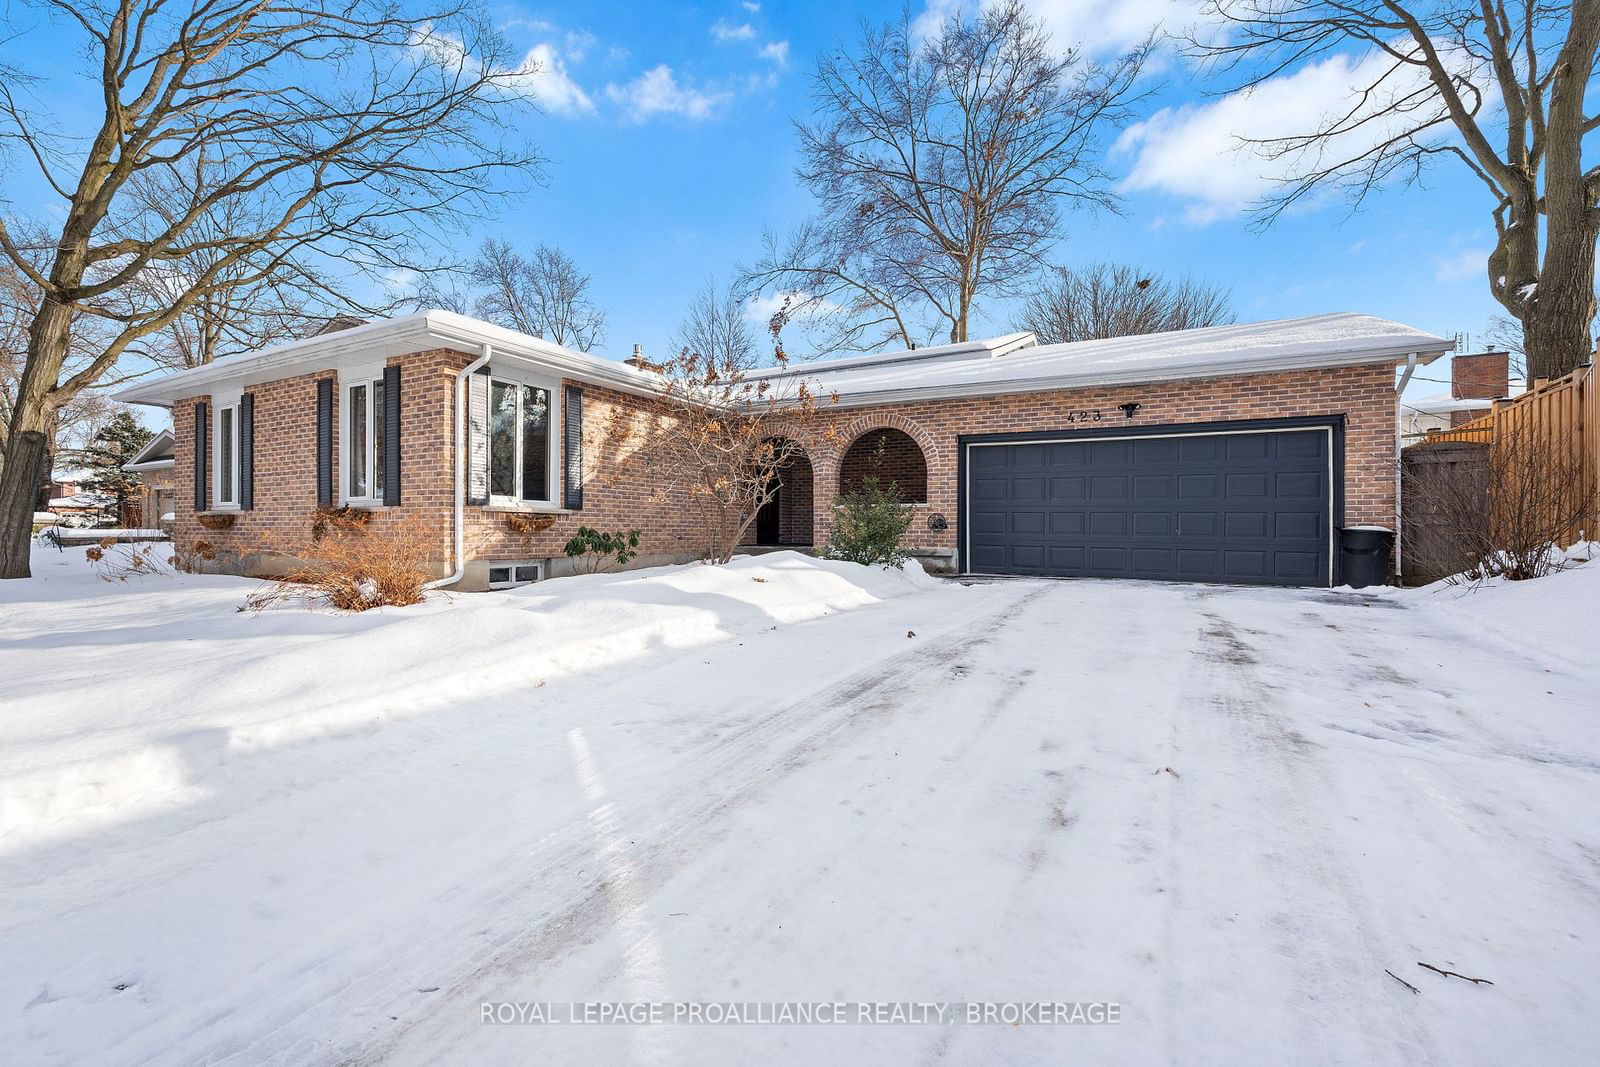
[834,413,941,470]
[742,437,815,547]
[838,423,932,505]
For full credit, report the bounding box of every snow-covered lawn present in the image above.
[2,545,1598,1064]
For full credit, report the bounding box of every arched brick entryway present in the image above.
[839,427,928,504]
[744,440,815,547]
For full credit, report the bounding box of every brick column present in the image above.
[810,446,839,549]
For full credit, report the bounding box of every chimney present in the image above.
[624,343,660,371]
[1451,350,1510,401]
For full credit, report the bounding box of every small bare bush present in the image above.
[1409,423,1591,584]
[86,538,181,582]
[245,510,435,612]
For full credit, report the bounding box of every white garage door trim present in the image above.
[961,423,1339,586]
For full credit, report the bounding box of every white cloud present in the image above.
[512,43,595,116]
[1115,46,1488,224]
[564,29,597,64]
[711,20,758,42]
[605,65,730,122]
[1434,248,1489,283]
[915,0,1205,58]
[759,40,789,67]
[742,1,762,11]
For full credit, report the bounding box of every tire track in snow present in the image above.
[215,585,1050,1065]
[1156,609,1439,1065]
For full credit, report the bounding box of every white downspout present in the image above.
[424,342,493,591]
[1392,351,1419,582]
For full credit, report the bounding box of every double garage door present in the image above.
[964,422,1337,586]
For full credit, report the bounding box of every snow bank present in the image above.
[1396,544,1598,664]
[0,548,935,843]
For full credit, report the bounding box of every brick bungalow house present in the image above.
[115,310,1452,590]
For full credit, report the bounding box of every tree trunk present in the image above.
[1522,8,1600,383]
[0,414,49,579]
[1,298,75,579]
[1523,220,1599,382]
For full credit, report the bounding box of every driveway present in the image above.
[4,571,1598,1064]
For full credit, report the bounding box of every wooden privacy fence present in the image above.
[1408,363,1599,569]
[1400,441,1489,584]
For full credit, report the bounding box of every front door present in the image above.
[756,480,781,545]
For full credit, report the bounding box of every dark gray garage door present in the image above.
[964,426,1334,586]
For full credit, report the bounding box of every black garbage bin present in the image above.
[1340,526,1394,589]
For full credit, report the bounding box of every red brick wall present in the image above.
[1451,351,1510,400]
[783,363,1398,556]
[174,350,716,574]
[839,427,928,503]
[171,349,1397,579]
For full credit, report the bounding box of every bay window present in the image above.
[488,379,552,506]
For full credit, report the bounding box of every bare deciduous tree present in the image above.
[415,239,607,349]
[122,168,395,371]
[1193,0,1600,382]
[0,0,543,578]
[1012,262,1235,344]
[643,321,833,563]
[671,280,760,371]
[740,0,1152,353]
[0,230,122,501]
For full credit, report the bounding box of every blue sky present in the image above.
[6,0,1512,387]
[474,0,1505,371]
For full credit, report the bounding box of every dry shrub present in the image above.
[1409,422,1591,584]
[245,510,436,612]
[504,511,555,535]
[311,504,373,540]
[87,540,180,582]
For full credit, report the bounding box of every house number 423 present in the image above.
[1065,409,1103,422]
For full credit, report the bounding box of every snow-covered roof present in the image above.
[1400,379,1527,418]
[114,309,1451,412]
[785,313,1452,407]
[746,331,1040,379]
[123,428,176,471]
[50,467,95,484]
[49,493,112,509]
[114,310,661,408]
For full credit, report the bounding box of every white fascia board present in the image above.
[122,458,176,472]
[813,343,1452,410]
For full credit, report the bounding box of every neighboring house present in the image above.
[1399,350,1519,442]
[122,428,178,529]
[116,310,1452,589]
[44,467,115,528]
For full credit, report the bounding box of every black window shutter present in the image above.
[194,401,209,512]
[466,369,490,506]
[382,364,402,506]
[563,385,583,510]
[315,378,333,507]
[239,393,255,510]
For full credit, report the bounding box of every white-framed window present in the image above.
[213,392,242,510]
[487,376,554,507]
[342,372,387,504]
[487,560,543,590]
